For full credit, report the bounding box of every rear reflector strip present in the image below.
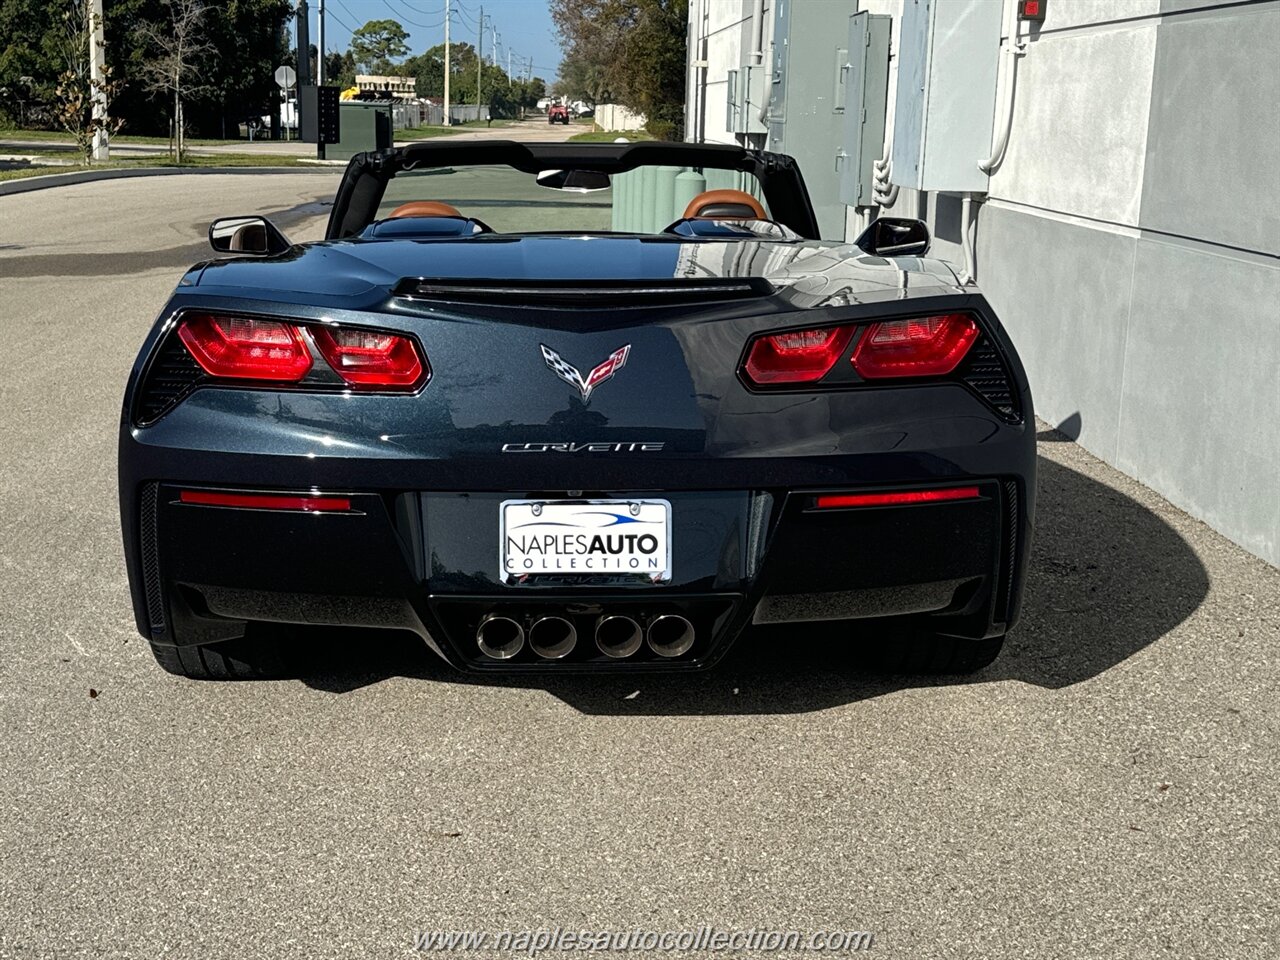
[179,490,353,512]
[815,486,982,509]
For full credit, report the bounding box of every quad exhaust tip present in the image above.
[476,614,525,660]
[594,615,644,659]
[528,615,578,660]
[479,611,696,661]
[646,614,696,658]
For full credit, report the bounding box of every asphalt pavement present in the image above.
[0,173,1277,960]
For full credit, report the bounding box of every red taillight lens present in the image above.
[815,486,982,509]
[179,490,352,512]
[311,327,426,389]
[177,313,312,381]
[743,325,855,385]
[850,313,978,379]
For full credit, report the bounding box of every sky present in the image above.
[298,0,563,82]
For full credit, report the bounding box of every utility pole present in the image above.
[317,0,325,86]
[443,0,451,125]
[507,48,512,89]
[88,0,108,161]
[476,6,483,116]
[317,0,326,161]
[295,1,310,87]
[294,0,310,141]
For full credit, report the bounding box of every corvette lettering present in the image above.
[501,441,666,453]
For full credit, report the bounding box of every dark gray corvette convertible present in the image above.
[119,140,1034,679]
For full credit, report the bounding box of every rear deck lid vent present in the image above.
[392,276,775,307]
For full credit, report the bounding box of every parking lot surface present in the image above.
[1,175,1277,959]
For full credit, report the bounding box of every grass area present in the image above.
[569,128,651,142]
[0,127,241,146]
[0,165,71,182]
[0,152,333,183]
[397,118,515,140]
[396,125,465,140]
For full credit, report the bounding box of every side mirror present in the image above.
[208,216,292,256]
[853,217,930,258]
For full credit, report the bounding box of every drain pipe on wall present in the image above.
[961,3,1028,284]
[979,7,1028,176]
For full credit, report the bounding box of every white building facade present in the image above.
[686,0,1280,566]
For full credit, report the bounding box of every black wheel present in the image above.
[149,634,290,680]
[871,630,1005,675]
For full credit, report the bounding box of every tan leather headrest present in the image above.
[682,189,766,220]
[388,201,463,219]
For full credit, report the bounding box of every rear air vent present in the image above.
[955,336,1021,422]
[135,334,208,425]
[139,481,167,637]
[392,276,775,307]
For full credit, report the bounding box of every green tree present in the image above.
[549,0,686,138]
[553,51,612,108]
[620,0,686,139]
[350,18,409,75]
[399,48,443,98]
[0,0,72,126]
[133,0,216,160]
[325,49,356,90]
[53,0,126,157]
[0,0,291,137]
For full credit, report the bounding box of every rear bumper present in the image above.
[119,296,1036,671]
[122,471,1032,673]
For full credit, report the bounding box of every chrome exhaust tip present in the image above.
[476,614,525,660]
[646,614,695,658]
[528,615,578,660]
[594,615,643,659]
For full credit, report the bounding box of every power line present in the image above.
[331,0,360,29]
[325,3,357,35]
[382,0,443,29]
[452,1,480,28]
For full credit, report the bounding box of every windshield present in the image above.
[379,163,771,234]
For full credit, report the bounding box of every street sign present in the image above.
[274,65,296,89]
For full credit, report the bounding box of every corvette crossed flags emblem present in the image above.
[540,343,631,402]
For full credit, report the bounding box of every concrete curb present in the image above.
[0,164,341,198]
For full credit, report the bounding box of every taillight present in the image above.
[849,313,978,379]
[311,327,426,389]
[814,486,982,509]
[179,490,352,512]
[177,313,312,381]
[743,325,855,384]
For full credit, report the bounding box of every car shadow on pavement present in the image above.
[296,447,1211,714]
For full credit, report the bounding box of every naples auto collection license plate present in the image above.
[500,499,672,583]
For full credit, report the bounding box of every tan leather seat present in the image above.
[683,189,766,220]
[228,223,267,252]
[388,200,463,219]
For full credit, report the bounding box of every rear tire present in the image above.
[148,634,289,680]
[873,630,1004,675]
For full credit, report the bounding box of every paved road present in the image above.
[1,175,1277,960]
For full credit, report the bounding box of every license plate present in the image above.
[500,499,672,583]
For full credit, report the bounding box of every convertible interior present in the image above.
[360,183,793,241]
